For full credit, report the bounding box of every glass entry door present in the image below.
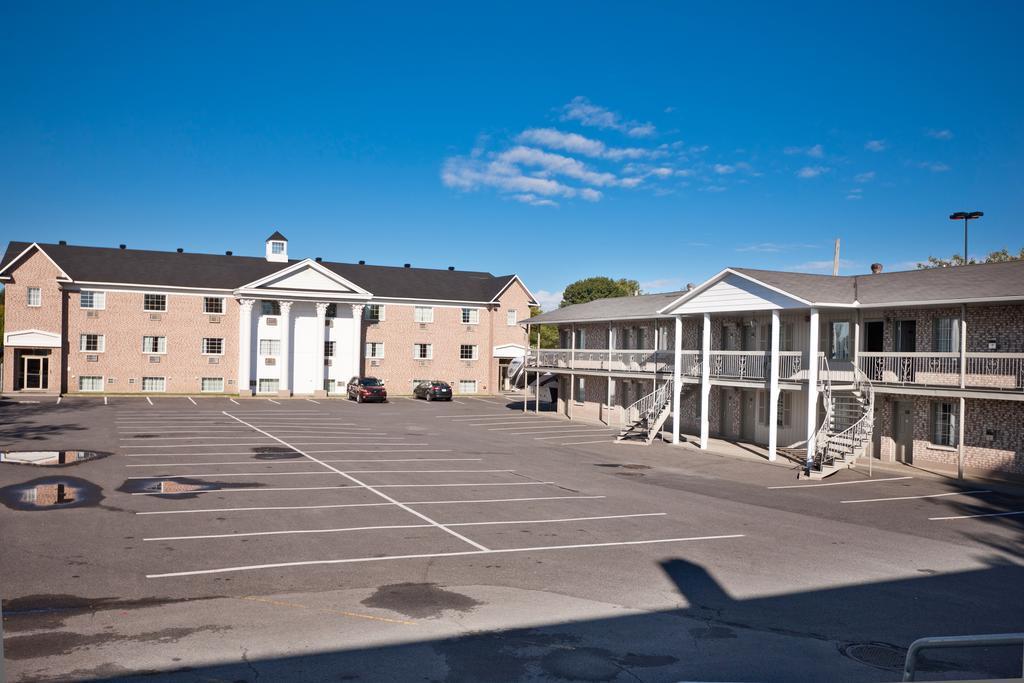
[22,356,48,390]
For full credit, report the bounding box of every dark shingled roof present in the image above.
[266,230,287,242]
[528,290,685,324]
[1,241,525,303]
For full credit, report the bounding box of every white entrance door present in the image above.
[22,355,48,390]
[291,304,319,395]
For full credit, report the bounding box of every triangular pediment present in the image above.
[236,259,372,297]
[661,270,808,314]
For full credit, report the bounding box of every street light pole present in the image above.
[949,211,984,263]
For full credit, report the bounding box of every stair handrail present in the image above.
[806,355,834,474]
[623,382,671,426]
[817,363,875,469]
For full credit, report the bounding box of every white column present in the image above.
[534,327,540,414]
[236,298,255,397]
[524,324,531,413]
[853,310,861,373]
[959,304,967,389]
[569,324,576,419]
[350,303,365,382]
[278,301,293,396]
[700,312,711,449]
[768,309,780,461]
[314,302,329,396]
[957,396,966,480]
[672,315,683,444]
[805,307,820,470]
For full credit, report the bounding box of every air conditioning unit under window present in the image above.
[265,357,276,366]
[370,359,380,367]
[209,316,221,324]
[208,357,220,365]
[86,354,98,362]
[149,313,162,321]
[149,356,161,363]
[324,359,332,367]
[267,317,278,326]
[86,311,99,319]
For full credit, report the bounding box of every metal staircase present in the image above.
[616,382,673,444]
[805,361,876,479]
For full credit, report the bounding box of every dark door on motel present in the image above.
[893,401,914,464]
[741,390,756,441]
[864,321,885,380]
[895,320,916,382]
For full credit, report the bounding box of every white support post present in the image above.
[534,327,540,414]
[278,301,293,397]
[314,302,329,397]
[959,304,967,389]
[672,315,683,444]
[236,298,255,397]
[958,396,966,480]
[853,310,861,373]
[606,322,613,424]
[569,324,576,419]
[350,303,365,385]
[699,312,711,449]
[768,309,780,461]
[524,323,531,413]
[805,307,820,471]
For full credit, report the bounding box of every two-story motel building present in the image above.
[526,261,1024,480]
[0,233,536,397]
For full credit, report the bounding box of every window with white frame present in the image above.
[324,341,335,357]
[461,308,479,324]
[143,293,167,312]
[202,338,224,355]
[78,376,103,392]
[365,342,385,358]
[258,378,280,394]
[79,334,104,352]
[459,344,478,360]
[141,377,166,392]
[80,290,105,309]
[261,300,280,316]
[829,321,851,361]
[365,304,384,321]
[324,379,337,393]
[931,401,958,446]
[573,327,586,349]
[27,287,41,307]
[201,377,224,393]
[574,376,586,403]
[507,309,517,326]
[934,317,960,353]
[458,379,478,394]
[203,297,224,314]
[259,339,280,355]
[270,241,285,255]
[142,336,166,354]
[414,306,434,323]
[413,343,433,359]
[758,391,793,427]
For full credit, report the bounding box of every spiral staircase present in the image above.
[804,362,876,479]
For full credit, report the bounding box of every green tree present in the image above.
[917,247,1024,269]
[560,276,641,307]
[528,306,560,349]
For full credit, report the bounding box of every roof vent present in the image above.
[404,263,411,268]
[358,260,366,265]
[59,240,67,246]
[119,244,126,250]
[686,283,695,292]
[315,257,322,263]
[448,266,455,271]
[870,263,884,274]
[176,248,184,253]
[225,250,233,256]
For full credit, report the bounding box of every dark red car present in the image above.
[346,376,388,403]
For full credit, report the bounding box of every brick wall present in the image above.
[2,248,65,392]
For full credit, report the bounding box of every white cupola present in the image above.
[265,230,288,262]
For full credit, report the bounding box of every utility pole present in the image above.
[832,238,840,276]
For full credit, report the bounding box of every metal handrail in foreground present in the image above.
[903,632,1024,681]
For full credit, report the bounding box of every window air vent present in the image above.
[108,377,116,383]
[324,359,332,367]
[267,317,278,326]
[149,313,162,321]
[228,379,235,385]
[419,323,427,330]
[324,319,332,328]
[149,356,161,363]
[86,311,99,319]
[370,359,380,367]
[128,378,136,384]
[265,357,276,366]
[209,316,221,324]
[86,354,98,362]
[208,357,220,365]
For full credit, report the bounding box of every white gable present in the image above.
[5,329,62,348]
[262,266,353,292]
[671,273,805,313]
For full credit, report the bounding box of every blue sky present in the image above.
[2,2,1022,310]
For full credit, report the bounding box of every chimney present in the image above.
[404,263,411,268]
[686,282,695,292]
[176,248,184,253]
[225,250,233,256]
[119,244,126,250]
[315,256,322,263]
[358,260,365,265]
[448,266,455,271]
[870,263,883,274]
[58,240,67,246]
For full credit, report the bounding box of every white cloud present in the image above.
[442,156,582,201]
[911,161,951,172]
[785,144,824,158]
[649,167,674,178]
[516,128,650,161]
[702,185,727,192]
[561,96,657,138]
[532,289,564,312]
[713,164,736,174]
[796,165,830,179]
[511,193,558,207]
[865,139,887,152]
[736,242,818,253]
[580,188,602,202]
[926,128,954,140]
[497,146,627,187]
[846,193,862,200]
[854,171,876,183]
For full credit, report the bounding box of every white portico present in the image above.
[234,253,372,397]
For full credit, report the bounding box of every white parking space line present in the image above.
[118,434,393,441]
[558,440,615,446]
[146,397,154,405]
[485,423,572,430]
[144,513,667,542]
[223,411,490,552]
[268,399,281,405]
[104,396,108,405]
[56,396,62,405]
[128,458,481,467]
[464,396,504,404]
[503,429,611,436]
[128,472,336,479]
[147,534,745,578]
[929,509,1024,521]
[840,490,992,504]
[438,414,510,419]
[131,481,562,495]
[534,431,618,440]
[306,399,320,404]
[187,397,197,406]
[124,442,428,449]
[767,476,914,489]
[124,449,453,457]
[135,495,607,516]
[469,419,543,426]
[229,398,240,405]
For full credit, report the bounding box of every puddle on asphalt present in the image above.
[593,463,652,470]
[116,477,265,498]
[0,451,110,467]
[252,447,302,460]
[0,477,103,511]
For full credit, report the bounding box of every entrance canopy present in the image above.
[4,329,61,348]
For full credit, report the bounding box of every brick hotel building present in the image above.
[0,233,536,397]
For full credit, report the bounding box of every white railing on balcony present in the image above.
[778,351,806,381]
[710,351,768,380]
[529,348,677,374]
[859,352,1024,391]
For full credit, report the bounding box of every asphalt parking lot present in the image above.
[2,394,1024,682]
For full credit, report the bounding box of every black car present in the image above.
[346,376,388,403]
[413,380,453,401]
